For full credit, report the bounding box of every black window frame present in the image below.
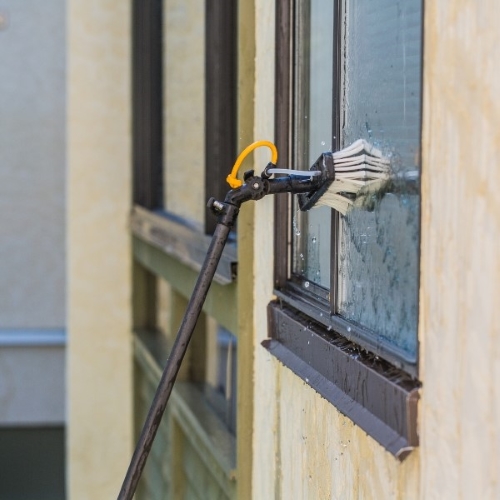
[132,0,163,211]
[265,0,421,459]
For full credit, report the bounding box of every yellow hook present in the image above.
[226,140,278,189]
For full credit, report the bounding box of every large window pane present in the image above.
[338,0,422,359]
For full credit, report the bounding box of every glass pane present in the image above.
[204,323,237,434]
[338,0,422,359]
[292,0,334,289]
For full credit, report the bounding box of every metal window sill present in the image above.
[264,301,420,460]
[132,236,238,334]
[133,330,237,492]
[130,205,237,285]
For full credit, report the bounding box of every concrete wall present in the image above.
[0,334,65,425]
[0,0,66,328]
[66,0,133,497]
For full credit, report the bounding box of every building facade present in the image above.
[63,0,500,499]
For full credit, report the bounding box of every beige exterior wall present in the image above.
[419,1,500,498]
[63,0,500,498]
[66,0,133,498]
[251,0,500,499]
[251,2,420,498]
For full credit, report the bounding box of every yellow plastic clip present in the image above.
[226,140,278,189]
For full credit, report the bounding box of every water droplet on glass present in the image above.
[304,281,310,288]
[292,212,301,236]
[300,253,304,260]
[321,141,326,146]
[311,237,317,244]
[347,327,352,332]
[365,121,372,137]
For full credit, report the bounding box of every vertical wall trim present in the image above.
[205,0,237,234]
[67,0,133,497]
[132,0,163,209]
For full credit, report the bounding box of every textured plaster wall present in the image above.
[164,0,205,225]
[66,0,133,498]
[419,1,500,498]
[251,1,500,499]
[0,0,66,328]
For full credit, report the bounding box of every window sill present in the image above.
[134,330,237,493]
[130,205,237,285]
[264,301,420,460]
[274,288,418,375]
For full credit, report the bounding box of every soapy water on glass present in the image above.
[292,212,301,236]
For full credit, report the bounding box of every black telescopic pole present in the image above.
[118,202,238,500]
[117,173,321,499]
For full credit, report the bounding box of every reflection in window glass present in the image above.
[338,0,421,359]
[204,324,237,434]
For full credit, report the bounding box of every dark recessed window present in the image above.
[132,0,236,235]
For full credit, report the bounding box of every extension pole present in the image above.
[118,169,321,499]
[118,211,236,500]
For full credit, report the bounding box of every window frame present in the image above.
[274,0,421,374]
[131,0,238,286]
[267,0,421,458]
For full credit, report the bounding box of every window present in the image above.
[131,0,237,282]
[267,0,422,458]
[203,321,238,435]
[132,0,236,235]
[131,1,239,497]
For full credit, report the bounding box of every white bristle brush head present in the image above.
[311,140,391,215]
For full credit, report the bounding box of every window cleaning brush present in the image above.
[118,140,411,500]
[297,139,391,215]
